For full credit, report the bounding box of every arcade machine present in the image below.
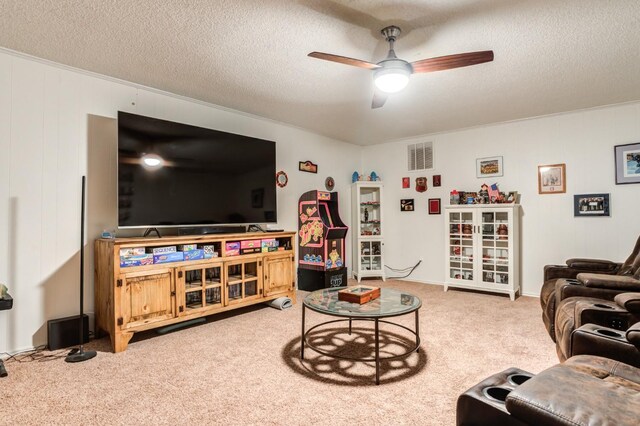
[297,190,349,291]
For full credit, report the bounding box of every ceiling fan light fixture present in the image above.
[373,60,412,94]
[374,70,410,93]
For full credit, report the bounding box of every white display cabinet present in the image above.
[445,205,520,300]
[351,182,385,281]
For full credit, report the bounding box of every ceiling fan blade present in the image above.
[371,91,388,109]
[411,50,494,73]
[308,52,380,70]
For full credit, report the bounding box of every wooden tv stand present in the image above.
[94,231,296,352]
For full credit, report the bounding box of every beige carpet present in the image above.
[1,280,557,425]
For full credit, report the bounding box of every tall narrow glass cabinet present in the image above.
[352,182,385,281]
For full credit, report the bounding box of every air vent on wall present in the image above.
[407,142,433,171]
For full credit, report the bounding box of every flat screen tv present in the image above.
[117,111,277,228]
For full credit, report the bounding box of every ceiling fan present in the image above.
[308,26,494,109]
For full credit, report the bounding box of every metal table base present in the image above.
[300,304,420,385]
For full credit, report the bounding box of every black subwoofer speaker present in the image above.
[47,314,90,350]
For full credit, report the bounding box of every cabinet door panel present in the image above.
[225,257,263,305]
[176,262,224,316]
[264,254,294,297]
[121,269,174,329]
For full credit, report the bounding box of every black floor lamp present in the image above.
[65,176,96,363]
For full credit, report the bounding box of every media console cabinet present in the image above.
[95,231,296,352]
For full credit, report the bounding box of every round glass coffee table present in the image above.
[301,287,421,385]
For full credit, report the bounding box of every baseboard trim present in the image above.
[392,278,540,298]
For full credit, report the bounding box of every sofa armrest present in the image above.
[578,273,640,290]
[544,264,618,282]
[572,299,635,330]
[566,258,620,272]
[555,279,625,304]
[505,361,640,426]
[627,322,640,349]
[615,293,640,314]
[572,324,640,368]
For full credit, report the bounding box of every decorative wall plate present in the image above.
[416,177,427,192]
[325,176,335,191]
[276,171,288,187]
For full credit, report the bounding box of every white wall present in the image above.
[362,102,640,296]
[0,50,361,354]
[2,47,639,355]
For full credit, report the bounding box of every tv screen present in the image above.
[117,112,277,228]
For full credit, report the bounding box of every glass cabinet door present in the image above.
[359,241,383,272]
[448,211,474,281]
[182,263,223,314]
[360,187,382,237]
[226,259,262,305]
[481,211,510,285]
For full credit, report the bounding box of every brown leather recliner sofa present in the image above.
[540,235,640,341]
[555,292,640,366]
[457,355,640,426]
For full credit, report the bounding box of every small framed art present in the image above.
[538,163,566,194]
[433,175,441,187]
[476,156,503,178]
[428,198,441,215]
[299,160,317,173]
[574,193,610,217]
[402,177,410,188]
[614,142,640,184]
[400,199,414,212]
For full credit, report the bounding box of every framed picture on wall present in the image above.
[298,160,318,173]
[538,163,566,194]
[476,156,503,178]
[614,142,640,184]
[400,199,414,212]
[573,193,610,217]
[428,198,441,215]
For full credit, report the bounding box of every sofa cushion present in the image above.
[506,356,640,426]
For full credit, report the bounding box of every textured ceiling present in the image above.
[1,1,640,145]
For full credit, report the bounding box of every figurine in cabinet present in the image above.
[497,224,508,239]
[478,184,489,204]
